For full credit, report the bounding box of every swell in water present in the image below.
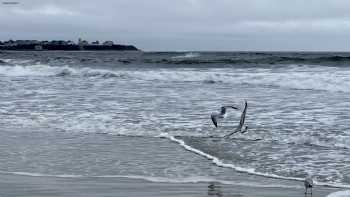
[144,54,350,65]
[159,133,350,189]
[5,52,350,66]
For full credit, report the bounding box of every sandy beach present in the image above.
[0,173,339,197]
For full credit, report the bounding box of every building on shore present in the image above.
[103,41,114,46]
[41,41,50,45]
[91,40,100,45]
[78,38,89,46]
[67,40,75,45]
[3,40,16,46]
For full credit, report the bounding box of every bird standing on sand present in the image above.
[210,105,239,128]
[304,176,314,195]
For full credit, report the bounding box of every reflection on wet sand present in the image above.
[208,182,244,197]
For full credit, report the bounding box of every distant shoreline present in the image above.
[0,44,139,51]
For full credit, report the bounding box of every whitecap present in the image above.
[171,52,200,59]
[0,64,124,79]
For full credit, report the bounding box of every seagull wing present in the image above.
[224,101,248,138]
[222,105,240,110]
[236,100,247,132]
[211,114,218,128]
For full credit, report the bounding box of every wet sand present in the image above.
[0,174,339,197]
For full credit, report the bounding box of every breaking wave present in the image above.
[171,52,201,59]
[159,133,350,189]
[1,63,349,93]
[127,67,350,93]
[0,64,124,78]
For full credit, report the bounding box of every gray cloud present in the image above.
[1,0,350,51]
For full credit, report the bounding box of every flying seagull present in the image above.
[210,105,239,128]
[304,176,314,195]
[224,100,248,138]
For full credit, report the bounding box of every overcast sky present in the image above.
[1,0,350,51]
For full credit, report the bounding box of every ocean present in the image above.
[0,51,350,194]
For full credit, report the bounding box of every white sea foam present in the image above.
[128,67,350,93]
[158,133,303,181]
[158,133,350,189]
[0,64,78,77]
[0,171,83,178]
[171,52,200,59]
[0,58,13,63]
[0,171,301,188]
[0,64,123,78]
[243,70,350,93]
[1,63,349,92]
[327,190,350,197]
[0,58,35,65]
[97,175,302,188]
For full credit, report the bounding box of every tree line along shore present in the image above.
[0,39,139,51]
